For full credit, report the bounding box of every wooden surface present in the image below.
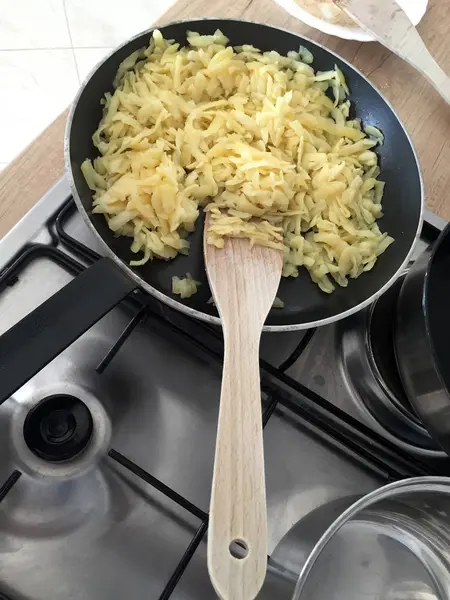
[204,219,282,600]
[0,109,68,238]
[336,0,450,105]
[0,0,449,238]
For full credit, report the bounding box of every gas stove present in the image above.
[0,178,448,600]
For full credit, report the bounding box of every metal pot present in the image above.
[260,478,450,600]
[395,223,450,456]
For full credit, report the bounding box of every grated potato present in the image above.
[82,29,393,296]
[172,274,200,299]
[272,297,285,309]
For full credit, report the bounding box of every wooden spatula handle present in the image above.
[204,226,281,599]
[335,0,450,105]
[207,318,267,600]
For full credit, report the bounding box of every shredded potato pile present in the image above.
[82,29,393,295]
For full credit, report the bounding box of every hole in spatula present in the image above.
[229,539,249,559]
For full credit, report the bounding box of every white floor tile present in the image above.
[0,0,71,49]
[65,0,174,47]
[74,48,114,82]
[0,50,79,164]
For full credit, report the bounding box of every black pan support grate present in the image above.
[0,199,447,600]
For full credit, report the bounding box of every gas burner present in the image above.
[23,395,93,463]
[7,382,112,480]
[338,276,445,458]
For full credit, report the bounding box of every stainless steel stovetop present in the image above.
[0,178,448,600]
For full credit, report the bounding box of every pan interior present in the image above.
[68,20,422,327]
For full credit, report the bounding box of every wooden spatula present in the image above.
[332,0,450,106]
[204,215,283,600]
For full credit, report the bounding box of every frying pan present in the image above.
[0,19,423,405]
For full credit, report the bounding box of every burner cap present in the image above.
[23,395,93,462]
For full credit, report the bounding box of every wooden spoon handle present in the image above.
[207,320,267,600]
[335,0,450,105]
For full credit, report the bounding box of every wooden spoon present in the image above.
[204,215,283,600]
[332,0,450,106]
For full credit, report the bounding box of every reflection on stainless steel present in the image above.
[338,276,444,457]
[259,495,361,600]
[293,478,450,600]
[0,179,448,600]
[0,261,380,599]
[396,237,450,457]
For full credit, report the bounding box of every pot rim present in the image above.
[293,476,450,598]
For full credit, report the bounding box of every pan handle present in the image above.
[0,258,137,406]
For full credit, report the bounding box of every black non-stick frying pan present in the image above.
[0,19,423,404]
